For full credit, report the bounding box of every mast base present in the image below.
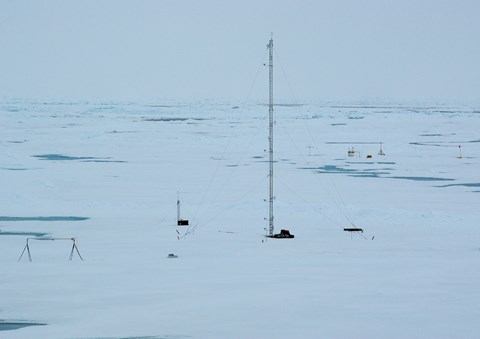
[344,227,363,233]
[177,219,189,226]
[267,229,294,239]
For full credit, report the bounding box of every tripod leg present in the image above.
[74,244,83,261]
[27,243,32,262]
[69,243,74,261]
[18,244,28,262]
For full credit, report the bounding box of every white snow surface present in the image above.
[1,99,480,338]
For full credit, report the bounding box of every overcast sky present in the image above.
[1,0,479,103]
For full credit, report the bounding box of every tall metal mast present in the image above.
[267,35,274,237]
[177,191,181,223]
